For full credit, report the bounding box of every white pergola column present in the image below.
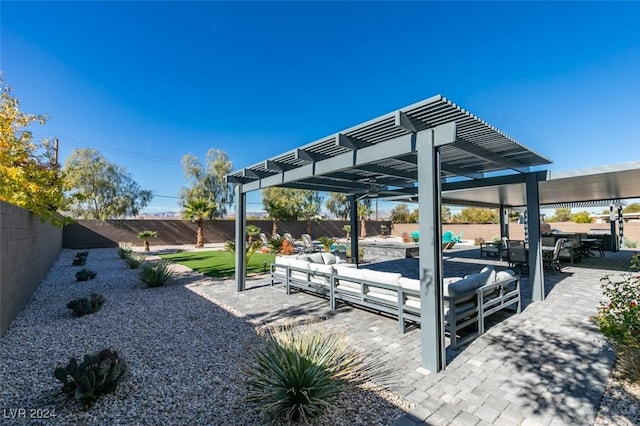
[234,185,246,292]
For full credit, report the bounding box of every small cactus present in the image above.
[54,348,127,405]
[66,293,105,317]
[75,269,97,282]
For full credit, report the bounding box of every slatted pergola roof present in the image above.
[227,95,552,196]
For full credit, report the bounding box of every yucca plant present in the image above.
[245,322,370,423]
[139,260,173,287]
[268,236,284,254]
[117,242,133,259]
[123,252,145,269]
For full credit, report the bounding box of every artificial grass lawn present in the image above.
[160,250,276,278]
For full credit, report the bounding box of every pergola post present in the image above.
[609,204,617,252]
[234,185,246,292]
[417,125,454,373]
[500,205,510,239]
[348,195,359,265]
[525,173,544,301]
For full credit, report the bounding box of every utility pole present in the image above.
[54,138,59,168]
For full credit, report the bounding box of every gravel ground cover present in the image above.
[0,248,409,425]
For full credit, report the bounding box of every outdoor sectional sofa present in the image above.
[271,254,521,349]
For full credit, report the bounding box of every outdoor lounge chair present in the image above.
[301,233,320,253]
[284,233,304,254]
[442,231,456,249]
[544,238,566,272]
[258,232,270,246]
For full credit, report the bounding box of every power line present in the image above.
[30,134,183,167]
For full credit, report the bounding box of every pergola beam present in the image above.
[240,133,416,193]
[452,138,530,173]
[336,133,371,150]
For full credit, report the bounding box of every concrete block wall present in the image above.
[62,219,393,249]
[0,201,62,335]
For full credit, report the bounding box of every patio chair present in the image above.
[544,238,566,272]
[284,233,304,254]
[501,237,509,260]
[300,233,320,253]
[507,240,528,274]
[442,231,455,249]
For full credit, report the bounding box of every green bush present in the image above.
[123,252,145,269]
[245,322,370,423]
[72,256,86,266]
[139,260,173,287]
[54,348,127,405]
[117,242,133,259]
[66,293,105,317]
[595,273,640,382]
[630,252,640,271]
[75,269,97,282]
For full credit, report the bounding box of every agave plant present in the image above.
[245,322,370,423]
[139,260,173,287]
[54,348,127,405]
[123,252,145,269]
[117,242,133,259]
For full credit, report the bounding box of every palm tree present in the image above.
[183,197,215,248]
[137,230,158,251]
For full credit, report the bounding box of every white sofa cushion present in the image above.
[306,253,325,264]
[335,267,367,293]
[364,270,401,298]
[321,252,337,265]
[288,259,310,281]
[495,270,516,282]
[308,262,334,285]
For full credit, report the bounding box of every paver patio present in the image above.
[185,245,635,426]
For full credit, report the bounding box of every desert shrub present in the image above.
[624,240,639,249]
[474,236,485,246]
[280,239,295,255]
[76,251,89,258]
[595,273,640,382]
[139,260,173,287]
[117,242,133,259]
[245,322,370,423]
[75,269,97,282]
[54,348,127,405]
[225,240,263,263]
[123,252,145,269]
[630,252,640,271]
[66,293,105,317]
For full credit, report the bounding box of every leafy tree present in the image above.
[183,197,215,248]
[180,149,234,219]
[441,206,450,223]
[572,211,592,224]
[300,190,324,234]
[262,187,300,222]
[390,204,412,223]
[0,83,67,225]
[623,203,640,213]
[261,187,323,235]
[453,208,498,224]
[325,192,349,220]
[548,208,572,222]
[63,149,153,219]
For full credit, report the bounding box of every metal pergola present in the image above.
[226,95,552,373]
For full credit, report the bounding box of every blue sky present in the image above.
[2,1,639,215]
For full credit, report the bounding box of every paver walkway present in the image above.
[179,245,635,426]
